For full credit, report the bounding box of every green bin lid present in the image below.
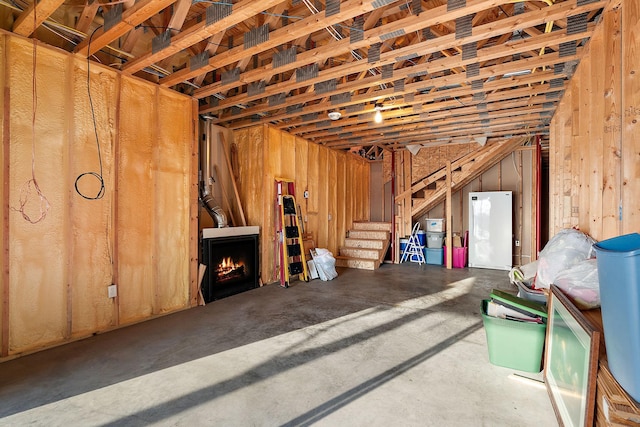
[490,289,548,319]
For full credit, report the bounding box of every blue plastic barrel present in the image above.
[593,233,640,402]
[416,231,426,247]
[399,238,409,261]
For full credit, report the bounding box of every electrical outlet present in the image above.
[515,240,520,247]
[328,214,332,221]
[108,284,117,298]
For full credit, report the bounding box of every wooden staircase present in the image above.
[335,222,391,270]
[399,137,527,221]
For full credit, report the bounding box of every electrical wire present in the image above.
[11,10,50,224]
[74,26,106,200]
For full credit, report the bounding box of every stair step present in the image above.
[344,238,385,250]
[339,247,382,260]
[335,256,378,270]
[351,221,392,232]
[348,230,389,240]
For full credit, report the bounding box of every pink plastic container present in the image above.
[443,231,468,268]
[443,246,468,268]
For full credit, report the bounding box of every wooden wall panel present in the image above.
[280,131,296,181]
[117,78,156,324]
[233,125,370,284]
[265,125,281,282]
[232,125,267,280]
[602,9,622,238]
[576,64,590,232]
[306,141,320,261]
[362,160,370,221]
[344,154,354,231]
[335,153,347,249]
[1,35,7,356]
[317,147,329,249]
[549,5,638,241]
[295,137,309,236]
[7,38,69,352]
[622,0,640,235]
[328,150,338,251]
[69,55,118,337]
[521,150,534,263]
[588,29,605,238]
[155,89,192,313]
[0,33,195,357]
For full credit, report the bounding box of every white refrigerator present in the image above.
[468,191,512,270]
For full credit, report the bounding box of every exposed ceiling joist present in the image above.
[13,0,65,37]
[74,0,178,56]
[0,0,608,156]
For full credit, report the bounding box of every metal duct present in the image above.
[200,122,228,228]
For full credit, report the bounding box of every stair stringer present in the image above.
[409,137,527,221]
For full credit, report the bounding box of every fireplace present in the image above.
[201,226,259,303]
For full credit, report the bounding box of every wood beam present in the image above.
[168,0,192,35]
[211,24,584,124]
[201,0,604,120]
[160,0,406,87]
[122,0,286,75]
[75,0,100,34]
[13,0,65,37]
[194,0,522,100]
[74,0,178,57]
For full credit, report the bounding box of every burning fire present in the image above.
[216,257,246,282]
[219,257,238,270]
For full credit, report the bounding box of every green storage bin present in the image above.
[481,300,547,373]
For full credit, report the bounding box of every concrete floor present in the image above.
[0,264,557,426]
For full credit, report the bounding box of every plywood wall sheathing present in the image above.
[622,0,640,235]
[1,34,8,357]
[549,3,640,240]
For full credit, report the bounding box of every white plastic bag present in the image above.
[554,258,600,309]
[312,248,338,281]
[509,260,538,286]
[536,229,596,289]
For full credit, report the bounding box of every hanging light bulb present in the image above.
[374,104,383,123]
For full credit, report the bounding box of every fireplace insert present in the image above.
[201,228,259,303]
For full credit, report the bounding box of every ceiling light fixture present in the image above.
[374,103,383,123]
[328,111,341,120]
